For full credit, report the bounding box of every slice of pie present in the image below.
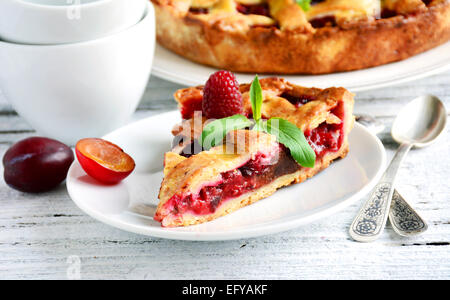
[155,77,354,227]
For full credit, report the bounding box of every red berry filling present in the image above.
[305,122,344,157]
[305,106,345,157]
[179,96,203,120]
[189,7,209,14]
[281,93,317,107]
[310,15,337,28]
[380,9,397,18]
[237,3,271,17]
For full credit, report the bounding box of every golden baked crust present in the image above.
[155,78,355,227]
[151,0,450,74]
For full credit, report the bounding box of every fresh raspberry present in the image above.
[202,71,244,119]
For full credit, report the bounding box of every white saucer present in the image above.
[152,42,450,92]
[67,111,386,241]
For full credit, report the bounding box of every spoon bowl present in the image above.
[392,95,447,148]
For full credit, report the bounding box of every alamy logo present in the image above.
[66,0,82,20]
[66,255,81,279]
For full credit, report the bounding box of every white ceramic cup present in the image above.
[0,2,155,145]
[0,0,147,45]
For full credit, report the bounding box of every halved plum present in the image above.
[75,138,135,184]
[3,137,74,193]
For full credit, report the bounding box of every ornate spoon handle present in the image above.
[389,190,428,236]
[349,143,412,242]
[350,182,394,242]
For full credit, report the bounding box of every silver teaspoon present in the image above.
[350,95,447,242]
[355,114,428,237]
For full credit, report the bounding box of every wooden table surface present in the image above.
[0,73,449,280]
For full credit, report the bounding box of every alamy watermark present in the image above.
[175,112,282,156]
[66,255,81,279]
[66,0,82,20]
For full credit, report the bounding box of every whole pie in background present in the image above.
[151,0,450,74]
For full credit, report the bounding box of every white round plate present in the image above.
[152,42,450,92]
[67,111,386,241]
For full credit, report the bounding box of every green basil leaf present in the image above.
[250,75,262,121]
[296,0,311,11]
[200,114,253,149]
[265,118,316,168]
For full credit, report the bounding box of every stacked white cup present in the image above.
[0,0,155,145]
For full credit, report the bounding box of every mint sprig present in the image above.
[250,75,262,121]
[296,0,311,11]
[200,114,253,149]
[265,118,316,168]
[199,75,316,168]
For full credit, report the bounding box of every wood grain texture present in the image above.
[0,73,449,280]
